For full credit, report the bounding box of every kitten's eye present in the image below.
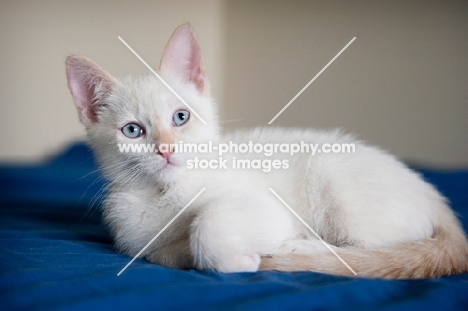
[121,123,144,138]
[173,109,190,127]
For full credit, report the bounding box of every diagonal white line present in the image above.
[268,37,356,124]
[118,36,207,125]
[268,188,357,276]
[117,188,206,276]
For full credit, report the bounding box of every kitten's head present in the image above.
[66,25,219,184]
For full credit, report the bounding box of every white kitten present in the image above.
[66,24,468,278]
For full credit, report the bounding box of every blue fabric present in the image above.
[1,143,467,310]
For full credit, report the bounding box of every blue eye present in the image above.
[122,123,144,138]
[173,109,190,127]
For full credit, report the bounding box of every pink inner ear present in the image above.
[188,41,206,93]
[66,56,117,125]
[160,25,208,95]
[68,78,98,123]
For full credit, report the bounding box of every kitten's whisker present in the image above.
[102,160,138,177]
[79,175,104,206]
[81,160,138,220]
[79,166,104,179]
[88,181,109,208]
[76,155,99,173]
[127,169,144,189]
[114,165,141,187]
[80,181,109,221]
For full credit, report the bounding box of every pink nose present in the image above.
[157,143,174,162]
[158,151,172,162]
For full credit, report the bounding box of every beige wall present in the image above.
[1,1,467,167]
[0,0,225,161]
[223,0,468,167]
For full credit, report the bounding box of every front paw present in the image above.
[211,253,261,273]
[230,253,261,272]
[193,251,261,272]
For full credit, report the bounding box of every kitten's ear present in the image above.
[159,24,210,96]
[66,56,117,127]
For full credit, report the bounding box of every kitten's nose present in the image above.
[156,130,176,162]
[158,151,172,162]
[157,144,174,162]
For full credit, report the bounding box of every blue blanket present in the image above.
[1,143,467,310]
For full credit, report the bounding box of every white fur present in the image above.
[66,25,461,274]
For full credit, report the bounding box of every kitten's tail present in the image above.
[260,217,468,279]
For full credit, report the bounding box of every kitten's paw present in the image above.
[226,253,261,272]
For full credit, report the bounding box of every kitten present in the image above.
[66,24,468,278]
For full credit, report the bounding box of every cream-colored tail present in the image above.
[260,221,468,279]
